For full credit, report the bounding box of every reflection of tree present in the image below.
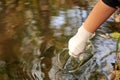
[0,0,24,61]
[39,0,53,46]
[38,0,55,80]
[0,0,54,79]
[0,0,25,79]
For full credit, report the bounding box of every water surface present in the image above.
[0,0,119,80]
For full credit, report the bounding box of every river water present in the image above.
[0,0,120,80]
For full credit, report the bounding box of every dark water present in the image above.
[0,0,120,80]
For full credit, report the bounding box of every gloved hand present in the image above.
[68,25,93,58]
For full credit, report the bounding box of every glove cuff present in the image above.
[76,25,93,41]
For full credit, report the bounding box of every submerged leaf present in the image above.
[110,32,120,39]
[41,45,55,58]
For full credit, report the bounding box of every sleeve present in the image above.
[102,0,120,8]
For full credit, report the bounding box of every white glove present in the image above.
[68,25,93,58]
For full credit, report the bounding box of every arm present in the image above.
[84,0,116,33]
[68,0,117,58]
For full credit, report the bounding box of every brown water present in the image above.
[0,0,119,80]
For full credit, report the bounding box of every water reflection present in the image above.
[0,0,119,80]
[51,6,89,37]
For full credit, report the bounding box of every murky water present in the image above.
[0,0,120,80]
